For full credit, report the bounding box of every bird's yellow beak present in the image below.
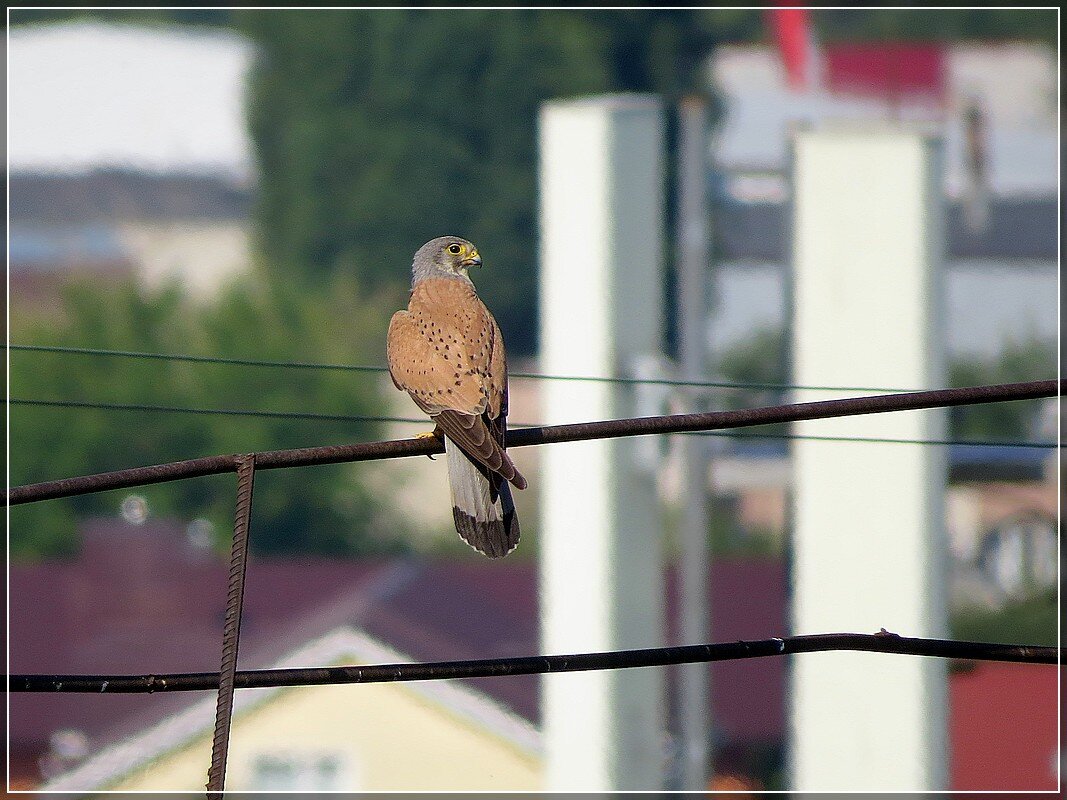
[461,251,482,268]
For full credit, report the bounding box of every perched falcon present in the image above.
[387,236,527,557]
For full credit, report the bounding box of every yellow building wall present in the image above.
[108,680,542,791]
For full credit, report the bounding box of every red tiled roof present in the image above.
[950,661,1059,791]
[824,43,946,104]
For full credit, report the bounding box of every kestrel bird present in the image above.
[387,236,527,558]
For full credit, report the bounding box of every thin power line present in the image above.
[8,343,381,376]
[9,632,1059,694]
[698,431,1056,450]
[6,342,909,394]
[7,379,1060,506]
[8,397,1056,451]
[9,398,408,425]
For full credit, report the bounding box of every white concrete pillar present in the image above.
[789,127,949,791]
[538,95,666,791]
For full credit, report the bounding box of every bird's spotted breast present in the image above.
[393,277,494,415]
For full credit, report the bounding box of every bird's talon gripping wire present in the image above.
[414,428,443,459]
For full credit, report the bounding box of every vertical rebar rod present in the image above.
[206,454,256,793]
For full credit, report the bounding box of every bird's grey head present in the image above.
[411,236,482,286]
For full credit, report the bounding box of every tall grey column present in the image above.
[538,95,667,791]
[675,95,711,790]
[789,127,948,791]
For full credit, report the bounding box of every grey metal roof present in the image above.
[8,171,253,223]
[714,197,1058,262]
[8,172,1054,261]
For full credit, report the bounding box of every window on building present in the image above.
[249,751,352,791]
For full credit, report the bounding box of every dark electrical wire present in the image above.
[7,343,382,376]
[8,397,1056,451]
[9,632,1059,694]
[699,431,1056,449]
[9,398,414,425]
[6,342,910,394]
[7,379,1061,506]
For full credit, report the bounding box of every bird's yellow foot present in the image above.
[414,427,443,459]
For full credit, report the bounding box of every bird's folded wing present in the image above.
[434,410,526,490]
[486,312,509,440]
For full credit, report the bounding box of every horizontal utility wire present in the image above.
[700,431,1056,449]
[9,398,416,426]
[9,632,1059,694]
[7,379,1061,506]
[8,397,1056,451]
[6,343,907,394]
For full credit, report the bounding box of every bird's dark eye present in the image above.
[447,243,462,255]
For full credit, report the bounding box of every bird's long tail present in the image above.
[445,437,520,558]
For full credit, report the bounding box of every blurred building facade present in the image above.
[10,521,1057,791]
[8,22,256,309]
[709,41,1057,200]
[12,520,787,791]
[706,41,1057,357]
[9,172,253,313]
[699,40,1057,615]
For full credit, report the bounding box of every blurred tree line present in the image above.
[9,278,408,559]
[10,8,742,560]
[237,8,745,354]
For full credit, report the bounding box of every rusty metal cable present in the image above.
[10,632,1059,695]
[11,398,1057,452]
[7,379,1061,506]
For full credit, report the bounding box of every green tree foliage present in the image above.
[714,325,791,439]
[949,336,1056,441]
[951,588,1057,646]
[10,278,407,560]
[815,7,1057,46]
[236,9,729,355]
[715,326,1055,443]
[239,10,600,356]
[717,325,790,389]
